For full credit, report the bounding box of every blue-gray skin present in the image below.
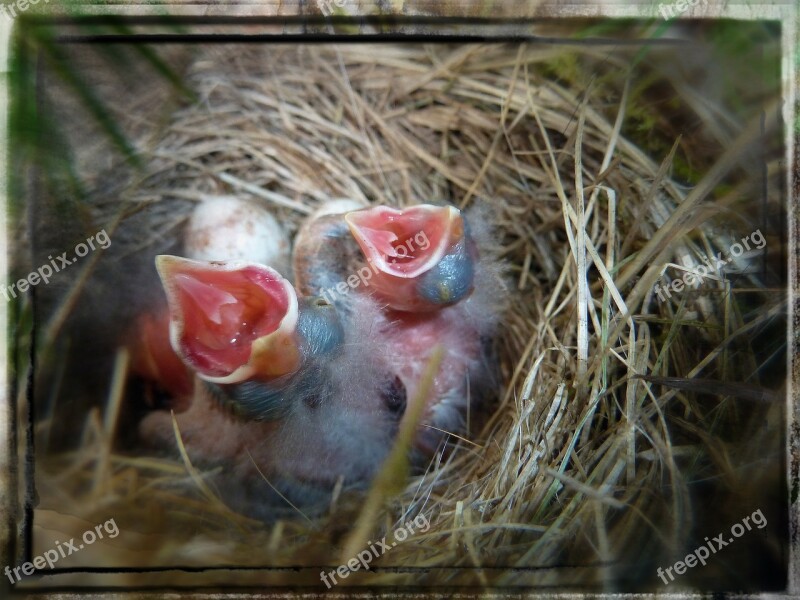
[207,296,346,420]
[416,233,476,307]
[292,215,366,314]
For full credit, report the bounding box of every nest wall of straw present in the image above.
[23,34,785,591]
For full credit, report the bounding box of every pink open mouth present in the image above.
[156,255,300,384]
[345,204,462,279]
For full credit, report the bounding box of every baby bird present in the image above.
[132,196,504,518]
[294,201,506,458]
[138,255,407,518]
[129,195,292,407]
[132,196,410,517]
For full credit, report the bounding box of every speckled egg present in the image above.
[184,195,291,276]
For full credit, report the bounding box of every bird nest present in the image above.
[18,28,785,593]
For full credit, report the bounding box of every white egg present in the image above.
[185,195,290,276]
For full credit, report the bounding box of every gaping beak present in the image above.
[156,255,301,385]
[344,204,476,311]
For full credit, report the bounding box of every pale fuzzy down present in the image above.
[139,293,406,519]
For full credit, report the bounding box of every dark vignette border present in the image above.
[3,12,787,596]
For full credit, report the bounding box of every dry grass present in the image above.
[25,39,785,591]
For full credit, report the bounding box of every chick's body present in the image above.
[134,197,504,518]
[139,293,403,517]
[293,202,505,458]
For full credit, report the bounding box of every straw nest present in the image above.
[29,37,784,591]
